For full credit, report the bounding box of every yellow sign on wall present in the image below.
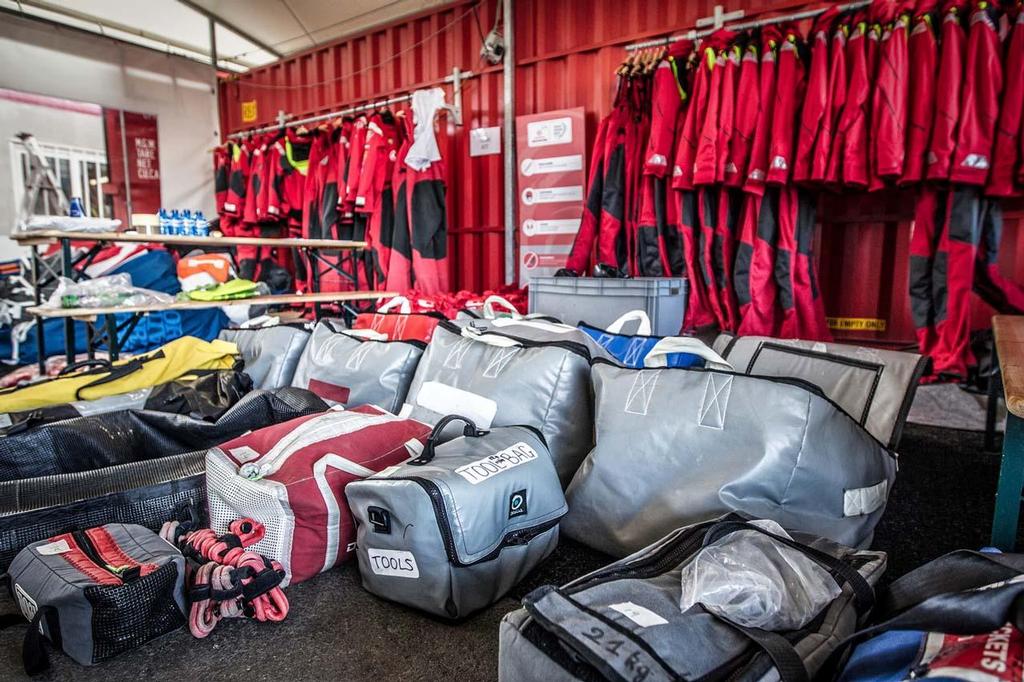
[241,100,258,123]
[827,317,887,332]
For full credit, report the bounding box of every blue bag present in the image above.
[578,310,728,369]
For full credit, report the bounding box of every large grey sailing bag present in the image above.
[219,323,310,388]
[291,319,424,411]
[563,360,897,556]
[346,416,567,619]
[401,321,593,486]
[498,516,885,682]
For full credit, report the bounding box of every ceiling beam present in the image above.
[175,0,283,59]
[11,0,255,70]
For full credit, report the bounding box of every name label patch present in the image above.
[455,442,539,485]
[367,548,419,578]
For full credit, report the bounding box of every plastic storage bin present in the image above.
[528,277,688,336]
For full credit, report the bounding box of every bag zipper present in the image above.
[238,411,377,477]
[68,531,142,583]
[392,476,560,567]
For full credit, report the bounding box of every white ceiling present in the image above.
[0,0,456,72]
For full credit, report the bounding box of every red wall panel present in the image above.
[219,0,1023,343]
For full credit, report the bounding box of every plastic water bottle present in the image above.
[182,209,195,236]
[68,197,85,217]
[194,211,209,237]
[170,209,183,235]
[158,208,170,235]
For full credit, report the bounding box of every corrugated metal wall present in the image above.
[219,0,1024,345]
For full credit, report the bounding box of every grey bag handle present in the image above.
[408,415,489,465]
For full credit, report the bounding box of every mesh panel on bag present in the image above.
[0,479,206,570]
[206,454,290,567]
[84,562,185,663]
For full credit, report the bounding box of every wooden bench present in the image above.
[991,315,1024,549]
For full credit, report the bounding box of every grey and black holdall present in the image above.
[563,359,897,556]
[291,319,424,412]
[346,415,567,619]
[499,515,885,682]
[219,323,311,388]
[2,523,186,673]
[401,321,594,486]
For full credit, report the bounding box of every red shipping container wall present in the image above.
[219,0,1024,346]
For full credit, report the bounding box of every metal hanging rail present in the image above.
[623,1,871,51]
[226,67,472,139]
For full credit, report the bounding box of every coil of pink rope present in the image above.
[161,517,289,638]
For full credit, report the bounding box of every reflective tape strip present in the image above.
[844,480,888,517]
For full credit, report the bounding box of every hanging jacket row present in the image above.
[213,106,450,295]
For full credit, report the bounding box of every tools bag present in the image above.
[291,319,424,412]
[346,416,567,619]
[352,296,445,342]
[499,516,885,682]
[580,310,732,369]
[219,323,311,389]
[839,549,1024,682]
[401,321,594,486]
[205,404,431,585]
[563,359,897,556]
[712,334,929,448]
[2,523,186,673]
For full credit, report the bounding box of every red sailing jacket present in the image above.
[872,1,914,180]
[342,117,368,214]
[268,129,313,236]
[599,106,630,271]
[243,136,270,225]
[694,31,737,186]
[385,116,415,291]
[767,26,806,186]
[674,49,710,191]
[725,40,761,187]
[839,16,872,189]
[950,0,1004,186]
[900,0,941,185]
[926,0,968,181]
[794,9,839,185]
[715,45,740,184]
[406,140,450,294]
[987,4,1024,197]
[865,18,885,190]
[223,141,249,217]
[643,41,691,177]
[566,115,610,274]
[359,114,402,285]
[744,27,783,195]
[822,16,853,185]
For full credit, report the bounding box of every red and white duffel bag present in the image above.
[205,405,430,585]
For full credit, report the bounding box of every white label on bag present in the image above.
[14,584,37,622]
[228,446,262,464]
[415,382,497,429]
[367,549,419,578]
[36,539,71,556]
[0,414,12,428]
[455,442,539,485]
[609,602,669,628]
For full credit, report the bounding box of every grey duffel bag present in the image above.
[712,334,929,448]
[4,523,186,673]
[346,415,567,619]
[401,321,594,486]
[291,319,424,412]
[563,360,897,556]
[499,515,885,682]
[219,323,311,388]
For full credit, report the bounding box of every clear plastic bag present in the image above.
[679,519,841,631]
[46,274,174,309]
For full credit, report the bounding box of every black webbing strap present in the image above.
[716,617,809,682]
[0,609,51,675]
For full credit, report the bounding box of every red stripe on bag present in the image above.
[308,379,351,404]
[85,527,159,577]
[50,533,122,585]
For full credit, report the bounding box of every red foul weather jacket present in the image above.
[987,4,1023,197]
[643,41,691,177]
[406,138,450,295]
[816,15,850,185]
[694,31,737,187]
[872,0,914,180]
[744,26,782,195]
[865,18,885,191]
[766,25,807,186]
[715,44,741,184]
[725,40,761,187]
[925,0,968,181]
[214,146,229,215]
[950,0,1004,186]
[776,187,831,340]
[386,116,415,292]
[223,141,249,217]
[900,0,941,185]
[565,115,610,274]
[674,48,711,191]
[838,15,872,189]
[794,8,839,185]
[599,106,630,272]
[342,117,368,215]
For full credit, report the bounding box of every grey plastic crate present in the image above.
[528,277,688,336]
